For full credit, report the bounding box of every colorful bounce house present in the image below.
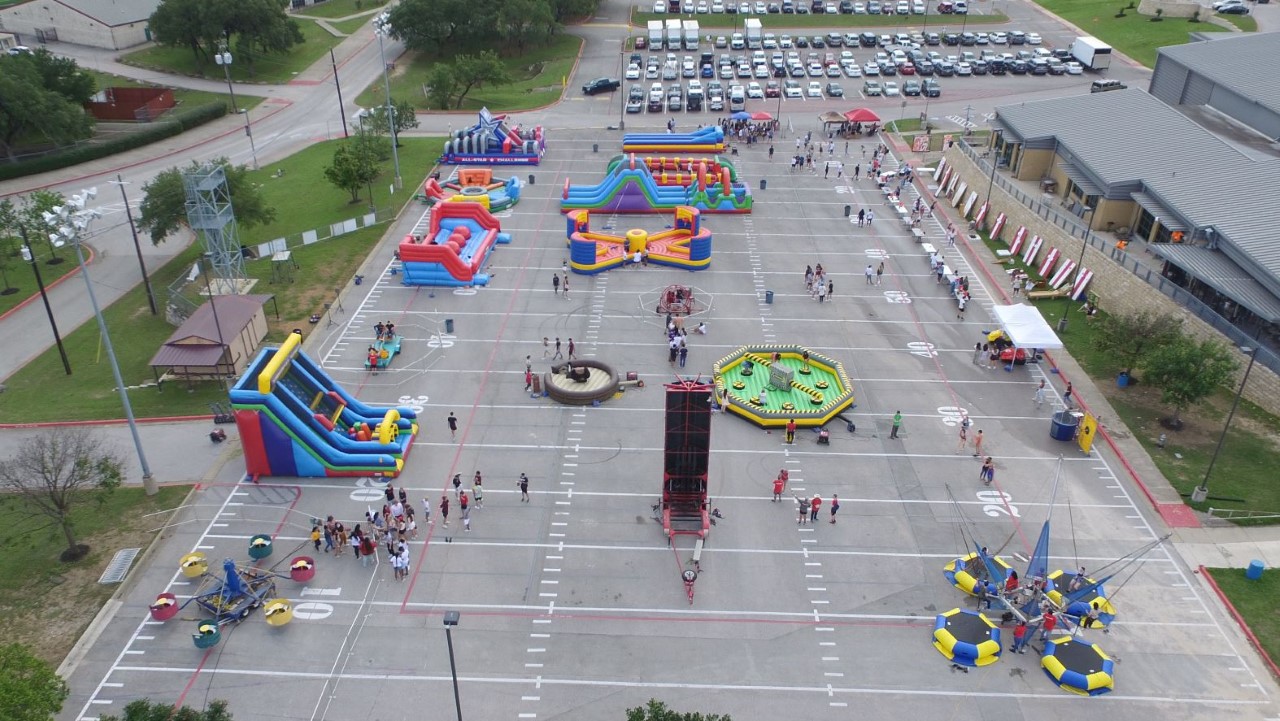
[565,205,711,274]
[440,108,544,165]
[230,330,418,478]
[419,168,521,212]
[561,154,752,214]
[399,202,512,287]
[622,125,726,154]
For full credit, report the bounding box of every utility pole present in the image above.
[331,48,349,139]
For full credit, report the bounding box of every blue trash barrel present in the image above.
[1049,410,1079,441]
[1117,371,1129,387]
[1247,560,1265,580]
[765,290,774,304]
[445,318,454,334]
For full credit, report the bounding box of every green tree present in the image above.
[0,57,93,162]
[1142,335,1240,428]
[150,0,302,76]
[20,48,97,105]
[388,0,484,51]
[366,98,420,141]
[149,0,231,70]
[0,199,18,293]
[0,643,68,721]
[495,0,558,50]
[0,431,123,562]
[451,51,512,109]
[324,139,381,206]
[549,0,599,22]
[227,0,304,78]
[626,700,731,721]
[1091,309,1183,375]
[137,158,276,245]
[101,699,233,721]
[424,64,460,111]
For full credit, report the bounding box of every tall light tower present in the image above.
[214,43,260,170]
[372,13,403,190]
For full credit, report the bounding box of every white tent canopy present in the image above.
[991,303,1064,349]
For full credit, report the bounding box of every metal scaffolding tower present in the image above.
[183,163,246,288]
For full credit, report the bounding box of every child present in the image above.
[310,525,322,552]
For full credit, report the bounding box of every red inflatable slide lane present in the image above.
[399,202,505,285]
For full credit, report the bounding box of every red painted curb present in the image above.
[0,245,97,323]
[1199,565,1280,680]
[893,140,1199,529]
[0,413,211,430]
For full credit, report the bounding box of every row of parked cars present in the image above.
[651,0,970,15]
[623,75,875,114]
[635,28,1047,53]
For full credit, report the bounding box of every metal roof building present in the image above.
[1149,32,1280,143]
[992,87,1280,326]
[0,0,158,49]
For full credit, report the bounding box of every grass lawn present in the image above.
[0,484,191,665]
[0,253,82,317]
[1032,0,1244,67]
[1206,567,1280,666]
[331,15,372,34]
[1217,12,1257,31]
[970,228,1280,519]
[122,21,343,84]
[0,138,442,423]
[630,10,1008,29]
[294,0,387,18]
[84,69,264,115]
[353,34,582,112]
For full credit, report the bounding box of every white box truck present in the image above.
[648,21,664,49]
[1070,36,1112,72]
[683,20,700,50]
[745,18,763,50]
[666,19,683,51]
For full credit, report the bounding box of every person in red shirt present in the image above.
[785,418,797,444]
[773,477,785,502]
[1040,612,1058,642]
[809,494,822,523]
[1011,620,1029,653]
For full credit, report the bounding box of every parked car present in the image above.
[862,79,883,96]
[825,81,845,96]
[783,79,803,97]
[902,78,921,96]
[1219,3,1250,12]
[582,77,621,95]
[922,78,941,97]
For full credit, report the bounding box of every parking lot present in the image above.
[59,124,1280,721]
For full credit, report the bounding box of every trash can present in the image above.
[1049,410,1079,441]
[760,179,767,190]
[445,318,454,334]
[593,143,599,153]
[528,174,535,185]
[844,205,851,216]
[1117,371,1130,387]
[765,290,774,304]
[1247,560,1265,580]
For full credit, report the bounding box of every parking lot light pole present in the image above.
[214,46,259,170]
[109,175,157,316]
[1192,346,1257,503]
[19,226,72,376]
[443,611,463,721]
[373,13,403,190]
[1056,204,1094,333]
[983,128,1003,206]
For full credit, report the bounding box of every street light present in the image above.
[443,610,463,721]
[108,175,157,316]
[19,226,72,376]
[372,13,404,190]
[44,189,157,496]
[1191,346,1258,503]
[214,46,260,170]
[1056,203,1095,333]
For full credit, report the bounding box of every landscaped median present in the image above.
[0,137,443,424]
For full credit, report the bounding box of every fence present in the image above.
[956,139,1280,377]
[165,205,398,324]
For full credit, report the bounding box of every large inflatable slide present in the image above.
[566,205,712,274]
[441,107,545,165]
[561,154,752,214]
[622,125,726,154]
[399,202,512,287]
[230,330,418,478]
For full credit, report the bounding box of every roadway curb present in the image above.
[886,132,1199,530]
[0,245,96,324]
[0,414,209,430]
[1198,565,1280,681]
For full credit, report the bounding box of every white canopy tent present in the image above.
[991,304,1064,349]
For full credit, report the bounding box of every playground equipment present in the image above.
[148,540,313,648]
[418,168,522,212]
[561,154,751,214]
[711,345,856,428]
[623,125,726,154]
[364,333,402,370]
[230,330,418,478]
[440,108,544,165]
[399,202,512,287]
[565,205,712,274]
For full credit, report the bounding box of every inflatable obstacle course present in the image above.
[561,154,751,214]
[441,108,544,165]
[399,202,512,287]
[566,205,712,274]
[622,125,726,154]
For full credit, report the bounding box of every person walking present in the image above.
[785,418,796,444]
[876,262,884,285]
[553,338,563,361]
[472,474,484,508]
[773,469,787,502]
[518,473,530,502]
[1033,379,1046,408]
[439,495,450,528]
[972,429,985,458]
[562,274,570,298]
[865,209,874,225]
[1063,382,1074,407]
[889,410,902,439]
[452,473,462,498]
[678,344,688,368]
[956,421,969,453]
[809,494,822,523]
[459,491,470,532]
[568,338,576,360]
[980,456,995,486]
[1011,620,1029,654]
[857,208,866,226]
[447,412,459,440]
[543,337,551,358]
[552,273,560,295]
[829,494,840,524]
[973,342,985,365]
[827,280,834,299]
